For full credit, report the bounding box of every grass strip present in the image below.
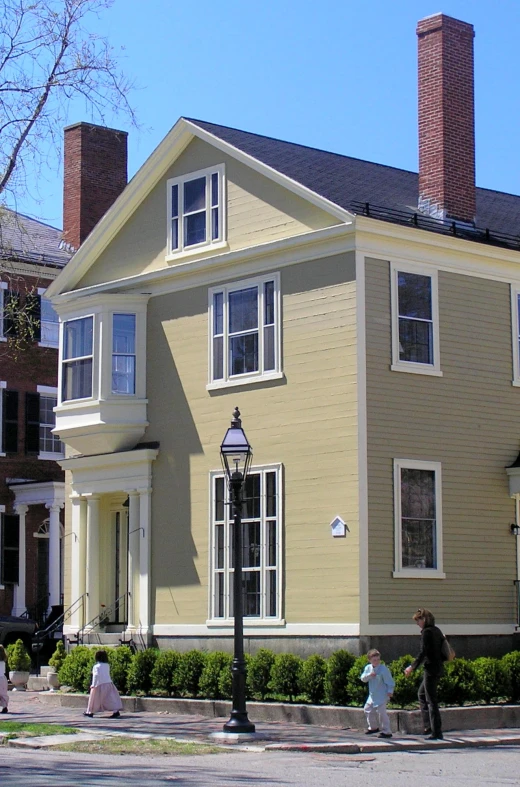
[0,722,78,738]
[54,737,225,756]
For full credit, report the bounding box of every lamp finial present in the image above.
[231,407,241,427]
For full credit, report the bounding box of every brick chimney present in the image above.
[63,122,128,251]
[417,14,475,223]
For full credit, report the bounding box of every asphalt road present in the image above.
[1,745,520,786]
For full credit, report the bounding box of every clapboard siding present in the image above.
[365,256,517,624]
[76,137,338,290]
[147,252,360,626]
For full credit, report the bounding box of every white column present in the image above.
[127,491,140,630]
[85,495,101,626]
[139,488,152,639]
[70,496,87,629]
[12,504,28,616]
[46,502,63,611]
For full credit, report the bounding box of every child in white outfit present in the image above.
[0,645,8,713]
[84,650,123,718]
[360,649,395,738]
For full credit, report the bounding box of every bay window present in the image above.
[61,316,93,401]
[112,314,136,394]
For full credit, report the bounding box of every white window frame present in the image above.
[111,313,136,395]
[208,464,283,626]
[37,288,59,349]
[0,381,6,457]
[166,164,227,259]
[390,262,442,376]
[60,314,95,403]
[207,272,282,389]
[393,458,445,579]
[36,385,64,460]
[510,285,520,386]
[0,282,7,342]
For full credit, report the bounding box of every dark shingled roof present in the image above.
[187,119,520,242]
[0,208,71,267]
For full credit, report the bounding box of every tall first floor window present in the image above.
[209,273,280,385]
[61,315,93,401]
[210,465,282,621]
[1,513,19,584]
[393,459,444,578]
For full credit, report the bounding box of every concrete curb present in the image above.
[37,692,520,733]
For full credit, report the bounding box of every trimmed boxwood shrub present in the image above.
[174,650,206,697]
[247,648,275,700]
[58,646,96,692]
[346,655,369,706]
[324,649,355,706]
[199,651,233,699]
[472,657,511,704]
[438,658,478,706]
[126,648,159,695]
[108,645,133,695]
[150,650,181,697]
[48,641,67,674]
[269,653,303,701]
[389,655,422,708]
[501,651,520,702]
[301,654,327,705]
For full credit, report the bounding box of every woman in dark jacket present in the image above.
[404,608,445,740]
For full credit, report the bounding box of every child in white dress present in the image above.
[84,650,123,718]
[0,645,8,713]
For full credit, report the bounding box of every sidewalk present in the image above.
[3,691,520,754]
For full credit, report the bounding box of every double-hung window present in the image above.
[393,459,444,578]
[210,466,282,622]
[29,387,63,458]
[112,314,136,394]
[209,273,281,386]
[36,289,59,348]
[0,283,18,340]
[61,316,94,401]
[391,263,441,375]
[167,165,225,255]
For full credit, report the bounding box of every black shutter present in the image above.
[1,514,19,585]
[25,392,40,454]
[26,292,41,342]
[3,291,20,337]
[2,389,18,453]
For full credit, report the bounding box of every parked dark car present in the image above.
[0,615,38,651]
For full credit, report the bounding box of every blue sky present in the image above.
[11,0,520,228]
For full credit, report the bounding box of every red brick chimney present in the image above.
[417,14,475,224]
[63,122,128,251]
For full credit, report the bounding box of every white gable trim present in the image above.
[47,118,353,298]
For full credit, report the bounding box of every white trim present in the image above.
[166,164,226,256]
[363,624,518,636]
[511,285,520,385]
[37,385,58,395]
[390,262,441,375]
[393,458,444,577]
[356,251,369,631]
[0,380,5,458]
[208,272,281,386]
[37,287,59,348]
[153,622,361,637]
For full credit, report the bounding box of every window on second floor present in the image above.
[167,165,225,256]
[36,289,59,348]
[1,387,18,454]
[393,459,445,579]
[26,388,63,458]
[112,314,136,395]
[61,316,94,402]
[208,273,281,387]
[0,283,19,340]
[390,263,441,376]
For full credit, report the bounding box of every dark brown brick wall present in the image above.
[417,14,476,223]
[63,122,128,250]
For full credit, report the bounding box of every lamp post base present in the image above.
[223,711,256,734]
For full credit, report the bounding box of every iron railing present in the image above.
[76,592,128,645]
[33,593,86,645]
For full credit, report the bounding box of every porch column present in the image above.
[70,496,87,629]
[127,491,140,630]
[85,494,101,627]
[46,502,63,611]
[139,487,152,639]
[12,504,28,616]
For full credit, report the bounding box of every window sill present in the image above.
[393,570,446,579]
[38,342,59,350]
[166,240,229,263]
[391,363,443,377]
[207,371,285,391]
[512,380,520,387]
[206,618,286,628]
[38,452,65,461]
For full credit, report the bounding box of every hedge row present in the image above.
[56,646,520,708]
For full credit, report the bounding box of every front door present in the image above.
[113,510,128,623]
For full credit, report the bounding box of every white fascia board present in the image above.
[59,446,158,473]
[47,117,353,299]
[185,120,354,224]
[52,223,356,303]
[355,215,520,283]
[362,624,518,636]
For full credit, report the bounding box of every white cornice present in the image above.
[52,223,356,302]
[47,117,354,299]
[59,446,159,472]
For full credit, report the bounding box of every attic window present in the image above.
[167,165,225,255]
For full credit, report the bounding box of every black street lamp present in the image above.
[220,407,255,734]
